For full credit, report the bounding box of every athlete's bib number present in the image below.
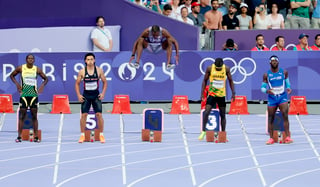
[24,77,36,86]
[272,86,284,95]
[211,80,224,88]
[85,82,98,90]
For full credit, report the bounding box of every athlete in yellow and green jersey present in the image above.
[198,58,235,141]
[10,54,48,143]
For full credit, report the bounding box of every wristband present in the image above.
[261,82,267,93]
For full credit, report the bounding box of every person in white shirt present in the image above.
[91,16,113,52]
[267,3,284,29]
[253,3,269,30]
[170,0,181,19]
[177,6,194,25]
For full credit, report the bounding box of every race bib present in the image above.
[85,82,98,90]
[272,86,284,95]
[211,80,224,88]
[24,77,36,86]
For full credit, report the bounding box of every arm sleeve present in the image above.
[285,78,291,89]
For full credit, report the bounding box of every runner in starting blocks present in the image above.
[199,109,227,143]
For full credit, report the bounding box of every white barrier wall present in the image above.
[0,26,121,52]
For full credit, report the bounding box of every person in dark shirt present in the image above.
[222,4,240,30]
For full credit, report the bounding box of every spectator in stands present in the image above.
[178,0,192,13]
[204,0,223,30]
[253,3,269,30]
[293,33,312,51]
[170,0,181,19]
[91,16,113,52]
[271,36,287,51]
[267,0,288,19]
[285,8,294,29]
[222,38,238,50]
[230,0,241,12]
[188,2,206,27]
[133,0,145,6]
[146,0,163,14]
[251,34,269,51]
[177,6,194,24]
[163,3,173,17]
[267,3,285,29]
[237,3,253,30]
[179,0,186,6]
[200,0,212,15]
[311,34,320,50]
[217,0,228,16]
[244,0,266,18]
[222,4,240,30]
[129,25,180,70]
[203,0,223,49]
[311,0,320,28]
[290,0,311,29]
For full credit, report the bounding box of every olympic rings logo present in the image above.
[199,57,257,84]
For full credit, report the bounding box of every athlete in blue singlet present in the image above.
[129,25,179,70]
[261,55,293,145]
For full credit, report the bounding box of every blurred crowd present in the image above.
[128,0,319,50]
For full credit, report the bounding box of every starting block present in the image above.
[51,95,71,114]
[200,109,226,142]
[265,110,290,143]
[112,95,132,114]
[17,108,42,141]
[142,108,163,142]
[272,130,290,144]
[0,94,14,113]
[289,96,308,115]
[21,129,42,141]
[229,96,249,115]
[83,108,101,142]
[265,110,285,134]
[170,95,190,114]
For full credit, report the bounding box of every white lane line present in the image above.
[0,143,314,185]
[270,168,320,187]
[120,114,127,185]
[53,114,64,184]
[238,114,267,187]
[0,113,6,131]
[296,115,320,161]
[198,156,317,187]
[178,114,197,186]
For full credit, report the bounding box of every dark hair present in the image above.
[275,35,284,42]
[84,53,95,60]
[163,3,172,11]
[315,34,320,40]
[215,58,224,67]
[26,54,35,60]
[256,34,264,41]
[180,6,188,13]
[96,16,105,23]
[211,0,218,4]
[226,38,234,47]
[151,25,160,33]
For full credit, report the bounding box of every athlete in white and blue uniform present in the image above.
[129,25,179,70]
[261,55,293,145]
